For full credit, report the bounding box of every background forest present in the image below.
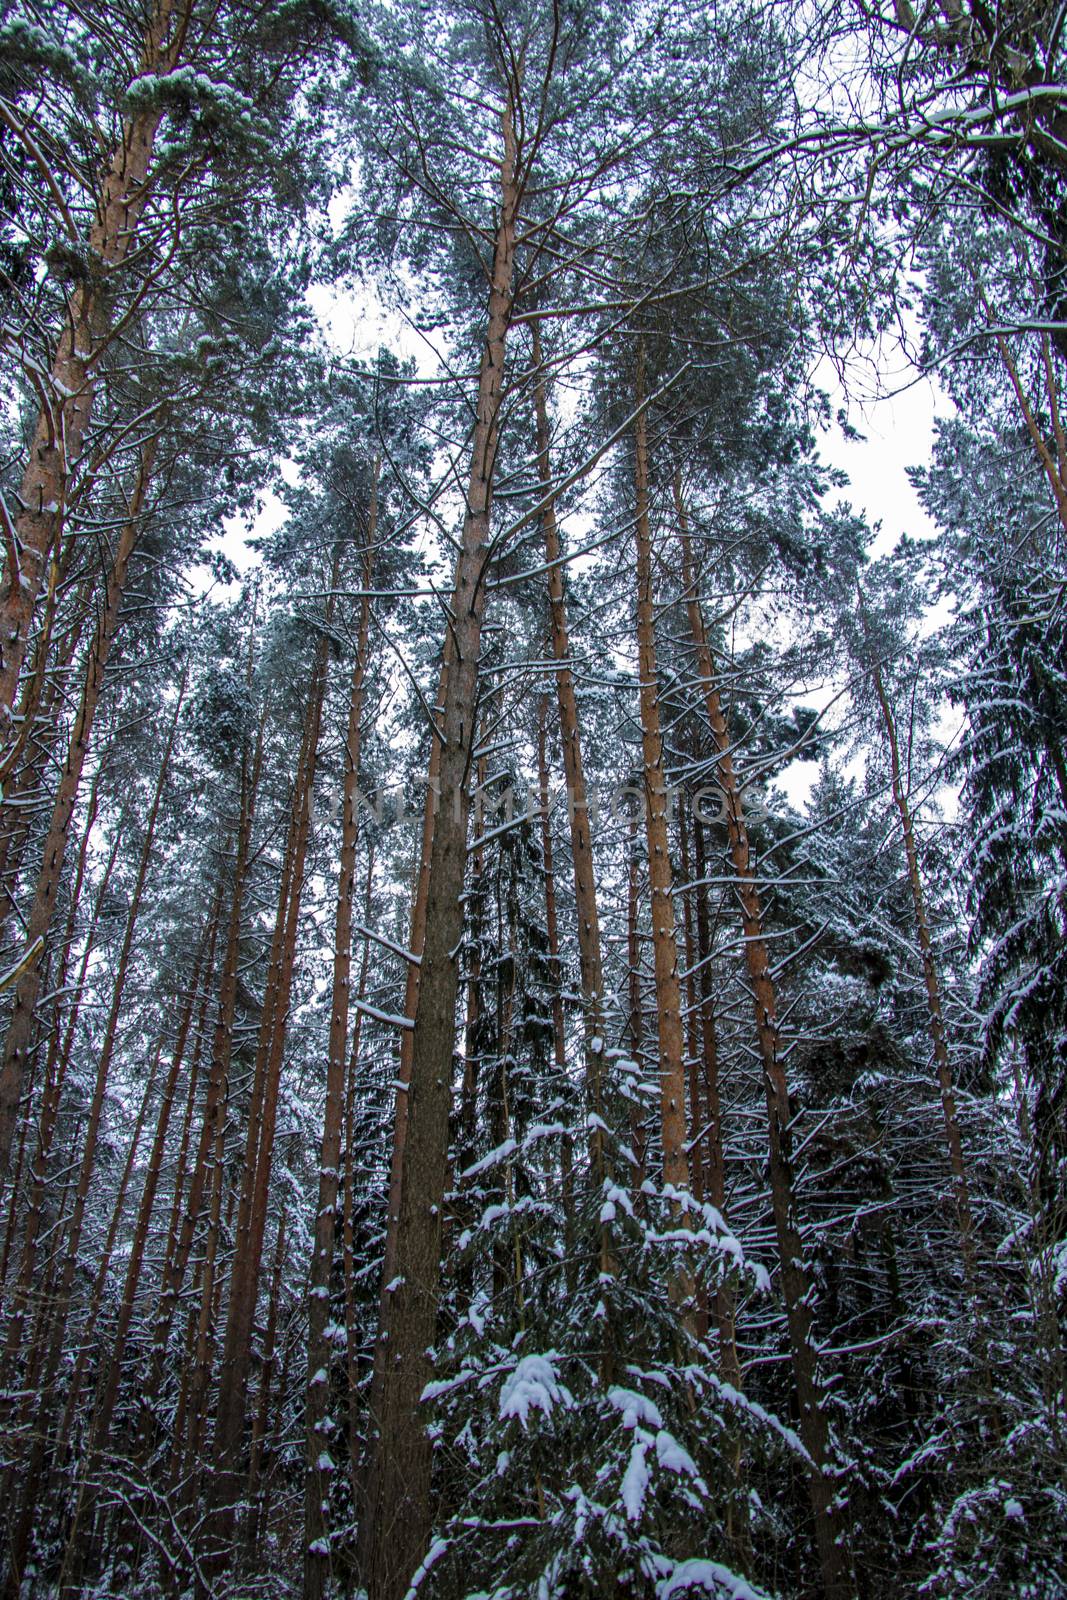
[0,0,1065,1597]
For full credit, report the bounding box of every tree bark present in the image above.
[626,807,649,1200]
[869,654,977,1275]
[0,787,121,1380]
[344,844,375,1504]
[52,1042,168,1598]
[305,475,377,1600]
[632,358,695,1316]
[0,0,177,740]
[676,800,709,1336]
[212,584,336,1541]
[456,746,487,1259]
[153,950,213,1362]
[536,695,577,1290]
[141,682,267,1435]
[674,473,853,1600]
[0,568,96,959]
[90,910,218,1457]
[359,104,519,1600]
[378,640,451,1304]
[2,677,181,1600]
[532,327,608,1164]
[0,755,99,1289]
[0,440,156,1178]
[57,1039,163,1450]
[691,812,742,1389]
[247,1205,288,1568]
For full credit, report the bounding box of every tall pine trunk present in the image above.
[212,590,336,1543]
[632,357,694,1316]
[0,568,94,934]
[378,638,451,1302]
[674,474,853,1600]
[0,442,156,1176]
[0,0,176,740]
[141,684,268,1435]
[305,474,377,1600]
[0,757,101,1296]
[88,911,218,1456]
[532,328,608,1171]
[247,1205,289,1566]
[868,652,977,1274]
[360,104,519,1600]
[536,695,577,1289]
[691,811,742,1389]
[2,680,181,1600]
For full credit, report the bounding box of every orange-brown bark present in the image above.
[537,694,577,1287]
[0,0,178,738]
[360,104,519,1600]
[532,328,607,1155]
[675,474,852,1598]
[0,442,156,1176]
[3,681,181,1597]
[632,360,694,1315]
[213,586,336,1538]
[305,478,377,1600]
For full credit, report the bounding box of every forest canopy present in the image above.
[0,0,1065,1597]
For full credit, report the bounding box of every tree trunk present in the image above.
[0,788,120,1374]
[305,476,377,1600]
[181,1097,230,1515]
[676,800,708,1335]
[456,745,487,1262]
[247,1205,288,1568]
[258,1293,300,1564]
[57,1038,163,1450]
[25,679,180,1378]
[690,809,749,1560]
[532,327,608,1162]
[0,0,177,740]
[378,642,451,1305]
[90,909,218,1455]
[626,807,649,1206]
[344,843,375,1504]
[674,473,853,1600]
[536,695,576,1290]
[632,358,694,1316]
[0,566,94,936]
[0,441,156,1178]
[2,677,181,1600]
[52,1042,167,1598]
[0,754,99,1287]
[154,951,213,1358]
[869,654,977,1275]
[359,105,519,1600]
[141,686,268,1434]
[212,587,336,1543]
[691,812,742,1389]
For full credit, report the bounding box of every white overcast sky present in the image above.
[811,351,949,553]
